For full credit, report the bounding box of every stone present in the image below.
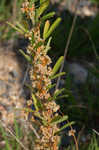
[67,63,88,85]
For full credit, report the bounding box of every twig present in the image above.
[55,0,80,91]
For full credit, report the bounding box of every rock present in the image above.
[0,43,26,125]
[67,62,88,85]
[50,0,98,17]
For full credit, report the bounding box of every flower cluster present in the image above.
[21,1,60,149]
[27,25,52,100]
[21,0,35,20]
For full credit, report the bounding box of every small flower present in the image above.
[68,129,76,136]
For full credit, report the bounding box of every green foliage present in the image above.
[19,49,33,64]
[88,133,99,150]
[50,115,68,125]
[44,17,61,40]
[36,0,49,18]
[55,121,75,135]
[43,20,50,39]
[31,93,43,111]
[0,124,11,150]
[48,88,66,101]
[52,56,64,76]
[0,0,23,40]
[45,37,52,52]
[41,12,55,22]
[0,120,23,150]
[50,72,66,80]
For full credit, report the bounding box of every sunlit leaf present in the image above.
[44,17,61,40]
[48,88,65,101]
[43,20,50,39]
[46,83,56,90]
[52,56,63,76]
[19,49,32,64]
[50,115,68,125]
[50,72,66,79]
[45,37,52,52]
[32,93,39,111]
[41,12,55,22]
[7,22,24,34]
[37,0,49,18]
[16,21,28,33]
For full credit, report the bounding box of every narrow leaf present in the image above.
[47,83,56,89]
[48,88,65,101]
[34,112,47,125]
[41,12,55,22]
[56,94,68,100]
[55,121,75,135]
[37,0,49,18]
[32,93,43,111]
[52,56,64,76]
[50,72,66,79]
[40,0,46,4]
[0,125,11,150]
[43,20,50,39]
[7,22,24,34]
[50,115,68,125]
[19,49,32,64]
[54,88,65,97]
[32,93,39,111]
[16,21,28,33]
[45,37,52,52]
[44,17,61,40]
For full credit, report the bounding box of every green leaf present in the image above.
[48,88,65,101]
[50,115,68,125]
[55,94,68,100]
[32,93,43,111]
[54,88,65,97]
[30,0,38,3]
[40,0,46,4]
[55,121,75,135]
[41,12,55,22]
[16,21,28,33]
[43,20,50,39]
[0,124,11,150]
[45,37,52,52]
[7,22,24,34]
[52,56,64,76]
[34,112,47,125]
[46,83,56,90]
[32,93,39,111]
[50,72,66,79]
[44,17,61,40]
[37,0,49,18]
[19,49,32,64]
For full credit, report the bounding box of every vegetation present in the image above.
[0,0,99,150]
